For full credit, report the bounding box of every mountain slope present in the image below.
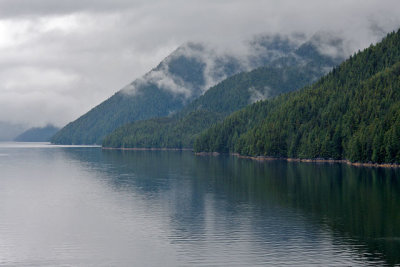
[52,33,345,145]
[194,29,400,164]
[52,38,304,145]
[14,125,59,142]
[103,39,343,149]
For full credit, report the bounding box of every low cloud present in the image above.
[249,87,271,104]
[144,65,193,98]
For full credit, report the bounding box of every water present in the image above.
[0,142,399,266]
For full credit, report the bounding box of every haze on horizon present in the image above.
[0,0,400,129]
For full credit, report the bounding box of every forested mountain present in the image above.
[52,37,304,145]
[103,38,343,149]
[14,125,59,142]
[52,33,344,145]
[194,29,400,164]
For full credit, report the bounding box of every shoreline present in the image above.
[103,147,400,168]
[195,152,400,168]
[102,147,193,151]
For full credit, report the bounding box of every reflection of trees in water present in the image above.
[228,159,400,265]
[63,148,400,265]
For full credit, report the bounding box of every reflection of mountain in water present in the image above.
[62,148,400,265]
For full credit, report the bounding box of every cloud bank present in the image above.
[0,0,399,127]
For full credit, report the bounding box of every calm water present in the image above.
[0,142,399,266]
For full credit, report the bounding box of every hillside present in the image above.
[51,36,305,145]
[194,29,400,164]
[14,125,59,142]
[52,33,345,145]
[103,39,343,149]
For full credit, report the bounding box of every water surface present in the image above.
[0,142,399,266]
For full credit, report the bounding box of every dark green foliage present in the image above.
[194,101,272,153]
[14,125,60,142]
[103,110,224,148]
[194,30,400,164]
[103,60,328,148]
[179,64,324,117]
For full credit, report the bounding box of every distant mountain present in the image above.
[52,32,345,145]
[194,29,400,164]
[103,37,344,149]
[14,125,59,142]
[0,122,26,141]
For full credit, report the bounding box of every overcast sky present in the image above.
[1,0,400,128]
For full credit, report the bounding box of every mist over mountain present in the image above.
[53,32,345,145]
[194,29,400,164]
[102,63,327,149]
[102,33,345,149]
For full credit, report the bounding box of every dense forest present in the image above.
[51,40,283,145]
[52,34,342,145]
[103,39,342,148]
[103,64,332,148]
[194,29,400,164]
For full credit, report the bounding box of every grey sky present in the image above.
[0,0,399,127]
